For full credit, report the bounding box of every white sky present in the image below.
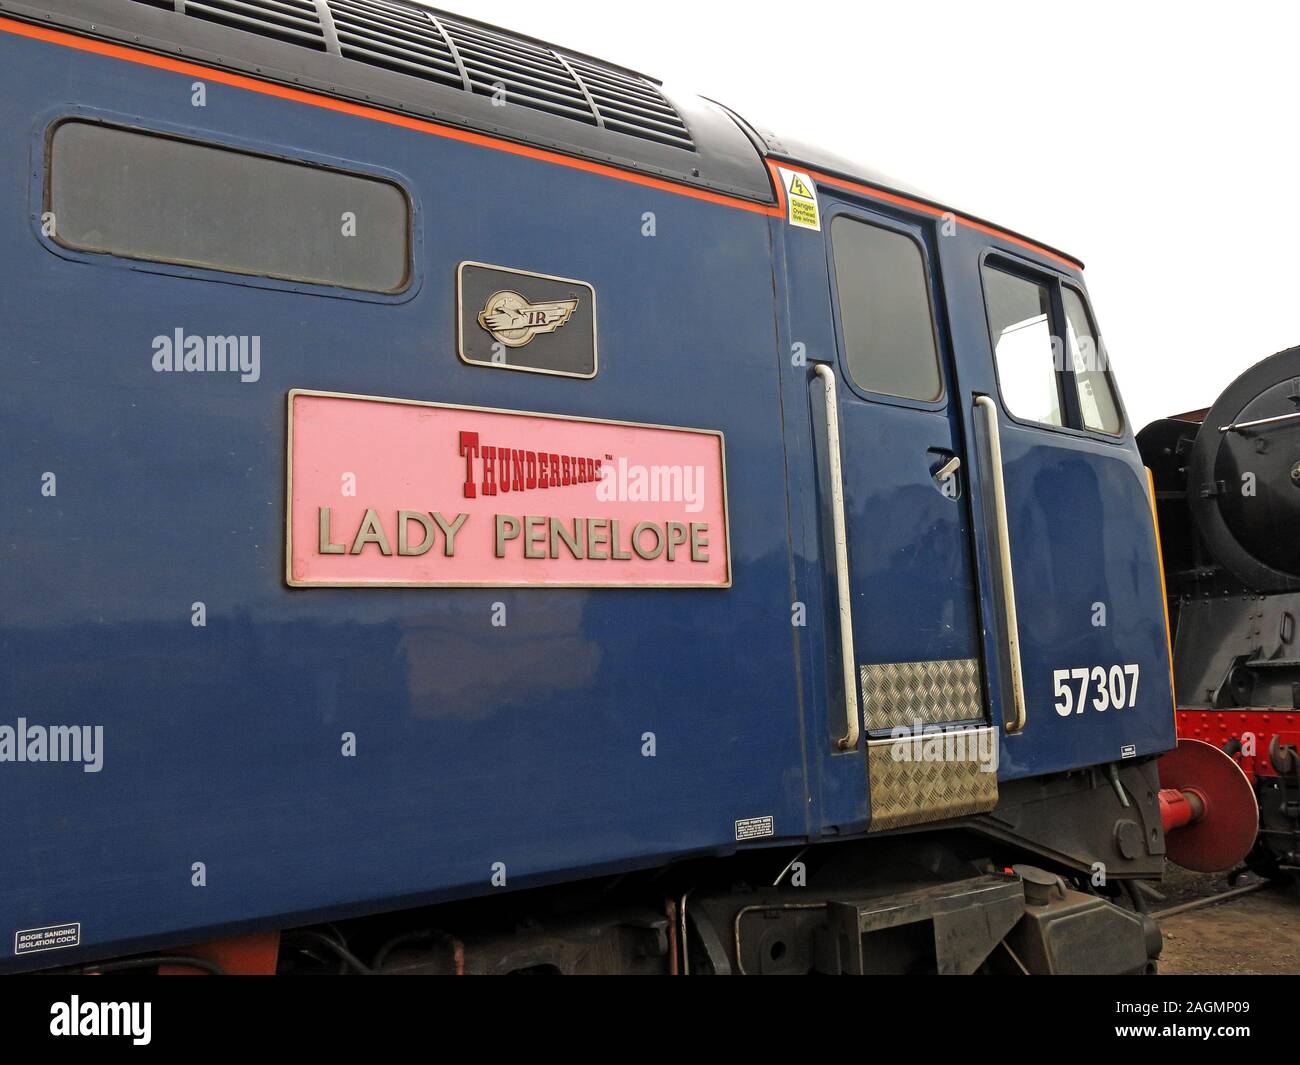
[434,0,1298,429]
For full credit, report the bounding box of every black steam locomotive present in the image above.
[1140,346,1300,882]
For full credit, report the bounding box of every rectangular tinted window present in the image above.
[982,266,1063,426]
[831,217,943,402]
[1063,288,1122,434]
[48,122,409,293]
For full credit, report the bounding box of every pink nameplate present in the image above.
[286,390,731,588]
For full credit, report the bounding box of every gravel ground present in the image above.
[1155,866,1300,975]
[1154,866,1264,908]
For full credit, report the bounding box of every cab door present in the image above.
[819,205,999,831]
[972,256,1175,778]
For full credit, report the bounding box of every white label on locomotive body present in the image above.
[1052,664,1141,717]
[15,921,81,955]
[735,816,775,841]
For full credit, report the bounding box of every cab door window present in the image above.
[981,266,1063,427]
[1063,287,1122,434]
[830,216,943,402]
[982,261,1125,436]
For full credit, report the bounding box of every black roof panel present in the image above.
[7,0,1080,263]
[7,0,774,203]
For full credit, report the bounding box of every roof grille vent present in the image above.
[183,0,327,50]
[328,0,463,88]
[129,0,694,150]
[566,56,693,150]
[436,14,597,127]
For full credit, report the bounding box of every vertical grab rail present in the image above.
[974,395,1027,734]
[814,365,860,751]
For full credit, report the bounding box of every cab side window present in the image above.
[981,261,1124,436]
[1063,287,1122,434]
[831,216,943,402]
[48,121,410,293]
[981,266,1063,427]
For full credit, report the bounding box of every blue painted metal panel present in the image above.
[0,19,1178,972]
[822,203,982,689]
[0,31,805,969]
[993,423,1177,778]
[933,236,1177,781]
[774,183,1176,807]
[768,199,867,833]
[777,193,988,834]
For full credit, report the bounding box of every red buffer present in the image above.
[1157,739,1260,873]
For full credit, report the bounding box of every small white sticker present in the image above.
[15,922,81,955]
[735,815,775,841]
[778,167,820,231]
[1121,744,1137,759]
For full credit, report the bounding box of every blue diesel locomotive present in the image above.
[0,0,1249,975]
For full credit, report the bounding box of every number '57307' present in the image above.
[1052,665,1140,716]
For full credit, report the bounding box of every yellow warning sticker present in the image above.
[779,167,820,231]
[789,198,819,229]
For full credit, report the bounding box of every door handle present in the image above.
[933,454,961,482]
[814,364,860,751]
[974,395,1026,735]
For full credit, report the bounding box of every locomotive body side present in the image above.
[1,0,1185,974]
[0,11,810,969]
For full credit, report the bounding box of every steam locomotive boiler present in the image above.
[1140,346,1300,882]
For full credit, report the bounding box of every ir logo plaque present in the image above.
[457,261,597,378]
[285,390,731,588]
